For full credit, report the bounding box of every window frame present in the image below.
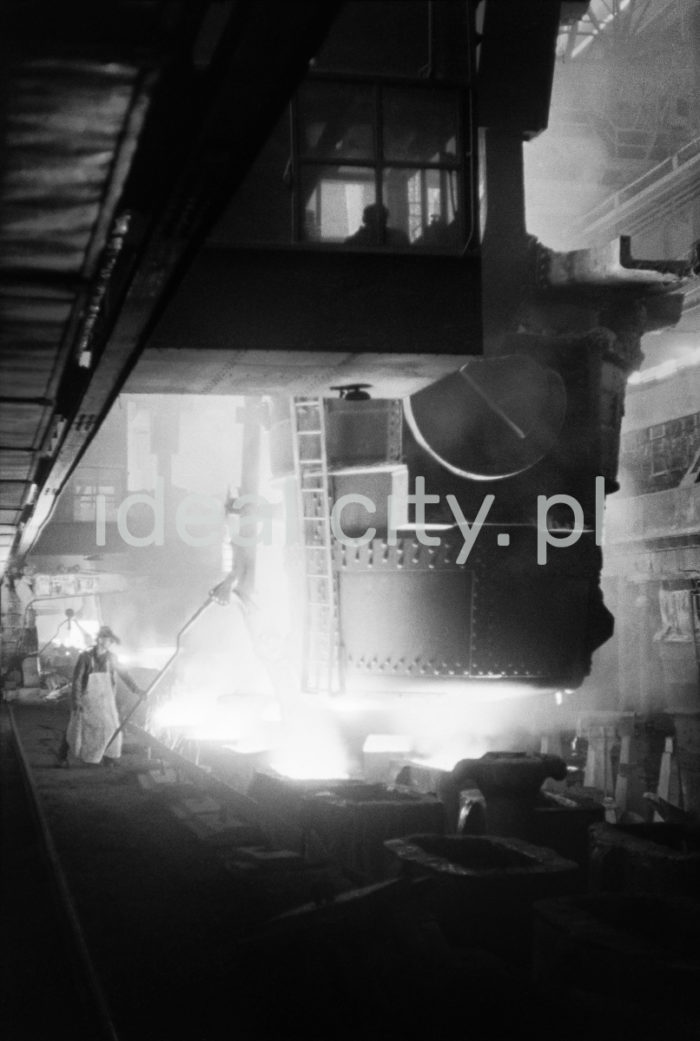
[71,466,124,523]
[290,73,474,252]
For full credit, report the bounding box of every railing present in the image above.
[573,134,700,237]
[605,483,700,544]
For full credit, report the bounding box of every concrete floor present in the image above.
[4,699,699,1041]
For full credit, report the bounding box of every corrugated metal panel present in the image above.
[0,59,139,275]
[0,53,145,575]
[0,450,34,481]
[0,402,51,447]
[0,528,16,551]
[0,294,73,325]
[0,483,26,509]
[0,347,58,398]
[0,294,74,398]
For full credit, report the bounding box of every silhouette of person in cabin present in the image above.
[413,212,459,249]
[345,202,409,247]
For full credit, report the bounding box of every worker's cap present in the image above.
[96,625,120,644]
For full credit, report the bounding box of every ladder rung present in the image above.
[294,398,338,695]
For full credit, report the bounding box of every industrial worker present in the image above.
[57,625,143,768]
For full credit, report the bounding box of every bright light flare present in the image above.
[415,739,490,772]
[119,645,176,670]
[362,734,413,755]
[270,746,350,780]
[362,733,413,782]
[59,628,92,651]
[382,686,536,763]
[151,692,281,745]
[47,617,98,651]
[152,697,220,730]
[628,348,700,386]
[325,678,575,778]
[269,716,350,780]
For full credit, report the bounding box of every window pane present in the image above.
[301,165,375,242]
[383,88,458,162]
[298,82,375,161]
[650,441,668,476]
[385,166,459,247]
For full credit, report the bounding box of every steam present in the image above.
[525,2,699,253]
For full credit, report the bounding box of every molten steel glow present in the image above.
[151,693,279,745]
[120,645,176,670]
[269,715,350,780]
[270,747,350,780]
[364,686,538,765]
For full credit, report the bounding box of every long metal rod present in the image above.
[106,582,240,750]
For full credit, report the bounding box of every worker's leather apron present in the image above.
[67,670,122,763]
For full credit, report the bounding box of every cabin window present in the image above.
[294,79,464,249]
[211,74,471,253]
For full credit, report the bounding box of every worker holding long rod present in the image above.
[57,625,145,769]
[100,572,247,758]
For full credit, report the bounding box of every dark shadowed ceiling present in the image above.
[0,1,341,577]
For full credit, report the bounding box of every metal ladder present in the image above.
[290,396,341,694]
